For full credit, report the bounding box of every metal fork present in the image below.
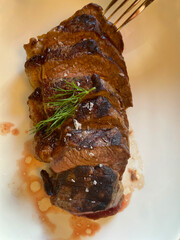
[104,0,155,31]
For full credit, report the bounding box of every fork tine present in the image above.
[117,0,155,30]
[113,0,141,25]
[104,0,118,15]
[107,0,129,20]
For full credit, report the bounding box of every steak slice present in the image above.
[24,3,133,220]
[24,14,126,74]
[41,74,126,112]
[25,39,132,107]
[43,58,131,108]
[24,3,124,60]
[75,96,128,131]
[40,165,124,219]
[60,3,124,52]
[51,127,130,178]
[41,74,129,131]
[28,74,128,125]
[31,74,129,166]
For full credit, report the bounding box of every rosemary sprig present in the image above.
[30,80,95,136]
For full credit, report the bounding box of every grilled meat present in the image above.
[25,39,132,108]
[50,127,129,179]
[24,3,133,219]
[24,4,124,59]
[41,165,124,219]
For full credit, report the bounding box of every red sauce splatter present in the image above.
[0,122,14,135]
[12,128,19,136]
[119,193,132,212]
[18,140,56,231]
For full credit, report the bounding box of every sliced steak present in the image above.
[60,3,124,52]
[29,74,129,166]
[24,15,127,76]
[41,165,124,219]
[25,39,132,107]
[75,96,128,131]
[41,74,129,131]
[28,74,129,129]
[41,74,126,113]
[51,127,130,178]
[24,3,133,219]
[24,3,124,60]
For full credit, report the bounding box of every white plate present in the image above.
[0,0,180,239]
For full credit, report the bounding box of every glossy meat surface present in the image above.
[24,3,133,219]
[41,165,124,218]
[25,39,132,108]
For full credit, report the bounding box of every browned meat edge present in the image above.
[41,165,124,219]
[25,39,132,108]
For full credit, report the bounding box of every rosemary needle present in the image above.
[30,80,95,136]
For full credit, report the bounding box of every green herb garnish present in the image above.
[30,80,95,136]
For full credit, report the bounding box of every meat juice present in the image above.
[17,140,100,240]
[0,122,143,239]
[0,122,14,135]
[0,122,20,136]
[11,128,20,136]
[16,139,133,240]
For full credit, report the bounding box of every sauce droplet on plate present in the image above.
[0,122,14,135]
[30,181,41,192]
[16,137,139,239]
[12,128,19,136]
[70,216,100,239]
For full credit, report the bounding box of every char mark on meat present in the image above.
[66,128,125,149]
[41,165,124,219]
[61,14,102,34]
[25,39,132,108]
[50,127,130,178]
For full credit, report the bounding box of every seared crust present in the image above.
[25,39,132,108]
[28,74,130,168]
[60,3,124,52]
[34,129,60,163]
[24,4,124,59]
[24,3,132,108]
[51,128,129,178]
[28,88,46,124]
[40,74,129,130]
[41,165,124,217]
